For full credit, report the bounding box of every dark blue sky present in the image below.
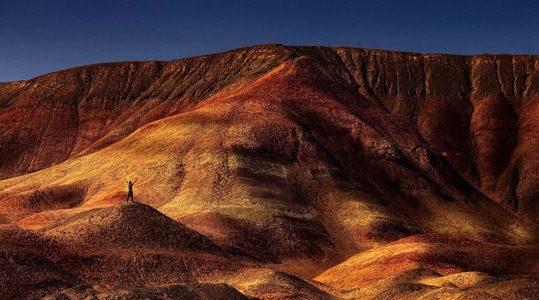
[1,0,538,82]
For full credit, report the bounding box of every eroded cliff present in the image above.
[2,44,539,299]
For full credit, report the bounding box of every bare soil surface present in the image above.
[2,45,539,299]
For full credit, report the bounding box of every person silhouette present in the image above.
[126,179,137,203]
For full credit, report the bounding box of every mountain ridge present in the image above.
[2,44,539,299]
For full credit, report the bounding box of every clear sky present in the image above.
[1,0,538,82]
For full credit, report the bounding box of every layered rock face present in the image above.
[2,46,539,217]
[1,44,539,299]
[0,45,294,179]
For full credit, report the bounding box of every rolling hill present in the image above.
[1,44,539,299]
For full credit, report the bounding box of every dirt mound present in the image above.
[228,268,335,300]
[42,203,217,252]
[44,283,251,300]
[34,204,253,287]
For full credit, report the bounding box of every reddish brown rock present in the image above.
[2,44,539,298]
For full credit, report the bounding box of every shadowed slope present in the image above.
[42,203,217,251]
[44,284,252,300]
[36,203,253,286]
[0,224,82,299]
[0,221,255,299]
[3,54,533,264]
[2,45,539,299]
[3,45,539,219]
[0,45,295,179]
[0,249,82,300]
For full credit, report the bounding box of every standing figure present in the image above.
[126,179,137,203]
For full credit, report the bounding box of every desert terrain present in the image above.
[2,44,539,299]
